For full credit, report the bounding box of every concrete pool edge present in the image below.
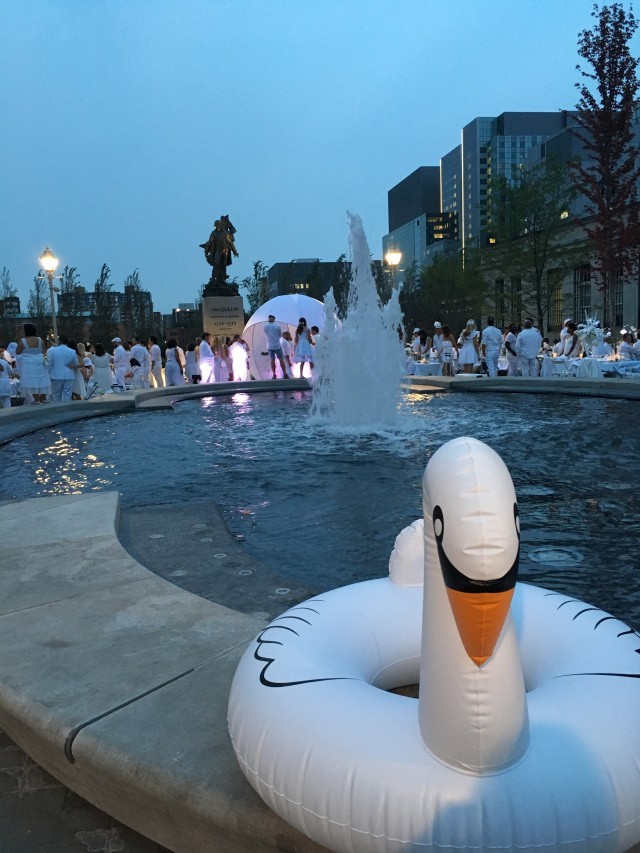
[0,491,326,852]
[402,373,640,399]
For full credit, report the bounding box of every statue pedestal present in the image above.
[202,295,245,339]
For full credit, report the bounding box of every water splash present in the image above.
[311,213,404,429]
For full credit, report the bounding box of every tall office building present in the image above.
[383,166,456,279]
[451,112,574,249]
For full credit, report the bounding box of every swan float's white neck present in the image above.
[418,437,530,774]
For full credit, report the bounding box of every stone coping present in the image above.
[0,492,325,852]
[403,373,640,400]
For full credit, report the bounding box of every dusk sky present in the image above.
[1,1,633,314]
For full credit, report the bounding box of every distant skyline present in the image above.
[1,1,635,315]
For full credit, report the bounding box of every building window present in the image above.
[603,269,624,327]
[547,269,563,332]
[494,278,505,328]
[573,265,591,320]
[509,276,522,325]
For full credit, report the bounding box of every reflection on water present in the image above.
[1,390,638,629]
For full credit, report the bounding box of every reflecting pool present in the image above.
[1,390,638,629]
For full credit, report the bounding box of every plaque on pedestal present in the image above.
[202,295,245,339]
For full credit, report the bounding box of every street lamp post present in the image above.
[385,250,402,290]
[39,246,59,344]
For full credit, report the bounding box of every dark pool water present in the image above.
[1,390,638,629]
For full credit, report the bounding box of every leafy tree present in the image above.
[57,266,87,341]
[0,267,17,300]
[27,272,51,336]
[331,254,352,317]
[398,261,421,331]
[121,268,153,339]
[90,264,116,345]
[486,159,585,330]
[372,260,392,305]
[242,261,270,316]
[0,267,19,343]
[569,2,640,330]
[409,252,485,336]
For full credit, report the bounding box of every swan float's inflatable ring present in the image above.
[228,438,640,852]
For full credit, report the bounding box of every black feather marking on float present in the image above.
[253,628,350,688]
[572,607,603,621]
[557,599,580,610]
[272,615,313,626]
[617,628,640,638]
[593,616,622,630]
[260,624,300,637]
[556,672,640,680]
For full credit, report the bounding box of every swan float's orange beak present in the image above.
[445,588,515,666]
[432,502,519,668]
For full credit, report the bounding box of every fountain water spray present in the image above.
[311,213,404,429]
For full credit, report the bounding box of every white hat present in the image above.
[412,327,420,333]
[434,321,442,328]
[111,337,121,343]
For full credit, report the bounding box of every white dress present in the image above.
[294,329,314,363]
[164,349,185,386]
[91,354,114,392]
[458,330,479,365]
[18,337,50,395]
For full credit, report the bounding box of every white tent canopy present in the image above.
[243,294,325,380]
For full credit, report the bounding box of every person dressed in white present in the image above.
[280,331,294,377]
[90,344,114,392]
[130,336,150,388]
[112,337,129,389]
[516,320,542,377]
[0,359,11,408]
[437,325,458,377]
[230,334,250,381]
[480,316,503,378]
[560,318,574,346]
[148,336,164,388]
[263,314,289,379]
[593,334,613,357]
[563,322,582,359]
[432,322,444,363]
[633,332,640,356]
[47,336,80,402]
[410,328,422,360]
[457,320,480,373]
[16,324,50,404]
[164,339,185,386]
[504,324,519,376]
[199,332,216,383]
[618,332,639,359]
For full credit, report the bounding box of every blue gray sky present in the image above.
[0,0,628,313]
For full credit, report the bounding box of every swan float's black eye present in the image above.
[432,504,519,593]
[433,509,444,540]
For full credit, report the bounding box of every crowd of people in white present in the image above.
[0,317,323,407]
[408,317,640,378]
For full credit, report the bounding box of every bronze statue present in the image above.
[200,215,239,293]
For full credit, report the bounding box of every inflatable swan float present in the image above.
[228,437,640,852]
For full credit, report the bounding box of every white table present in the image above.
[571,358,601,378]
[539,357,570,377]
[413,362,443,377]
